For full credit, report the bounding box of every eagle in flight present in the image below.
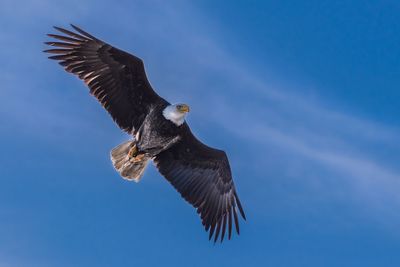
[44,25,245,242]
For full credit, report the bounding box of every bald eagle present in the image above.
[44,25,245,242]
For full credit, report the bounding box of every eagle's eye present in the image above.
[176,104,190,113]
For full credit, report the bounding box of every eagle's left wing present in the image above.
[154,124,246,242]
[44,25,165,134]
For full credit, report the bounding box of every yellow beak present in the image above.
[178,104,190,113]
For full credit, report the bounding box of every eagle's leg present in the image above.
[131,153,145,163]
[128,144,138,158]
[127,144,146,163]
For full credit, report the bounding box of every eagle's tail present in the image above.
[110,140,150,182]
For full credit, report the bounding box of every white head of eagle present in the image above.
[163,103,190,126]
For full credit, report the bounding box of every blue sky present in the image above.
[1,0,400,266]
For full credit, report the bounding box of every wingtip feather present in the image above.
[234,191,246,220]
[70,24,98,40]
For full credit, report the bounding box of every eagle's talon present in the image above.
[132,153,145,162]
[128,144,138,158]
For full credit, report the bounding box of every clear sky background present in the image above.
[1,0,400,266]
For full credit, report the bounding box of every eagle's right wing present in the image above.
[44,24,165,134]
[154,124,246,243]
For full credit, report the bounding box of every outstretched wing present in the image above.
[154,124,246,242]
[44,24,165,133]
